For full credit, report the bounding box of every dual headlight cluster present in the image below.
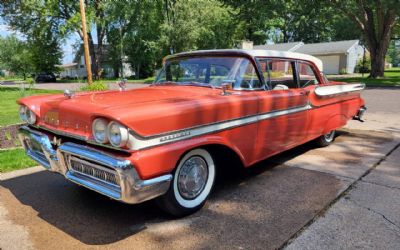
[92,118,129,148]
[19,105,37,124]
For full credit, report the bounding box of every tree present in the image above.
[0,0,62,74]
[329,0,400,78]
[0,35,34,79]
[1,0,106,79]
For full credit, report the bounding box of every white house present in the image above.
[58,44,134,79]
[253,40,365,74]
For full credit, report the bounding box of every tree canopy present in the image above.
[1,0,399,79]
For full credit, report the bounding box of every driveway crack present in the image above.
[348,199,400,237]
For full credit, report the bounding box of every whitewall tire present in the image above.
[315,130,336,147]
[156,148,216,216]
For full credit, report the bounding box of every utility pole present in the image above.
[79,0,93,85]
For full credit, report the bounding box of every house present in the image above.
[253,40,365,74]
[58,44,133,79]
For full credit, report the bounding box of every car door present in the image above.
[255,58,309,159]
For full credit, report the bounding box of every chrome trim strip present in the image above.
[315,83,365,97]
[129,104,311,150]
[30,124,130,153]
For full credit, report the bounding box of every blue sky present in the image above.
[0,19,79,64]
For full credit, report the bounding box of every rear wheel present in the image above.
[315,130,336,147]
[156,148,216,217]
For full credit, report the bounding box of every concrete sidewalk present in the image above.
[285,145,400,249]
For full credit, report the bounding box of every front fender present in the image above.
[128,134,245,179]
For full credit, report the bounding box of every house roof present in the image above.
[253,42,304,52]
[56,63,77,68]
[295,40,359,55]
[167,49,323,71]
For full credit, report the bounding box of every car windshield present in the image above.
[155,56,262,89]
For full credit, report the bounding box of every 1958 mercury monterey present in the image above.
[18,49,366,216]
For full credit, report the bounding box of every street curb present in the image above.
[0,166,43,181]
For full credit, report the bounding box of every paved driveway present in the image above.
[0,88,399,250]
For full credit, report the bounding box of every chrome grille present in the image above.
[68,156,120,186]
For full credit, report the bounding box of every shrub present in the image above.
[79,82,108,91]
[339,68,348,75]
[355,56,371,73]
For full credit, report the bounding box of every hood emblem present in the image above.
[64,89,75,99]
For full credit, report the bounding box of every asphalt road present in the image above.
[0,87,399,250]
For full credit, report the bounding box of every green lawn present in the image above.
[0,148,37,172]
[0,87,61,127]
[328,68,400,87]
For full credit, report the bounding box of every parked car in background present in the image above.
[35,72,56,83]
[17,49,366,216]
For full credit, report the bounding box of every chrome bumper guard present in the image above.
[353,106,367,122]
[18,126,172,204]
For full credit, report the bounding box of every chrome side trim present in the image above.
[315,83,365,97]
[128,104,311,150]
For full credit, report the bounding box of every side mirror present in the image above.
[220,80,234,96]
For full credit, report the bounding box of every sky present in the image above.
[0,18,79,64]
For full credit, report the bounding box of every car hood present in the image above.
[18,85,259,138]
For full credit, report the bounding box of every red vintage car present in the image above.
[18,49,366,216]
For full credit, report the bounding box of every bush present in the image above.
[339,68,347,75]
[79,82,108,91]
[355,56,371,73]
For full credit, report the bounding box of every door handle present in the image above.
[300,90,310,95]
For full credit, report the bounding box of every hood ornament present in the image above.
[118,78,127,91]
[64,89,75,99]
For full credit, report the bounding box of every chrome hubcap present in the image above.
[177,156,208,200]
[324,131,335,142]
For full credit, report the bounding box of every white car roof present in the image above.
[166,49,324,72]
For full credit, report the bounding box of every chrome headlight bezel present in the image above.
[19,105,37,124]
[107,121,129,148]
[92,118,109,144]
[25,108,37,124]
[19,105,27,122]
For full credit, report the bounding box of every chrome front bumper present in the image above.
[18,126,172,204]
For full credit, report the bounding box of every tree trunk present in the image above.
[369,48,386,78]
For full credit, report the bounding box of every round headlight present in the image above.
[107,121,128,147]
[92,118,109,143]
[25,108,37,124]
[19,105,27,122]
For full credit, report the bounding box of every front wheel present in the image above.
[315,130,336,147]
[156,148,216,217]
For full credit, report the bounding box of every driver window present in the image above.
[298,62,320,87]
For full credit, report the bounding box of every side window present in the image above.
[235,59,262,89]
[298,62,320,87]
[267,60,298,89]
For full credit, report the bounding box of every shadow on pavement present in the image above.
[0,132,362,248]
